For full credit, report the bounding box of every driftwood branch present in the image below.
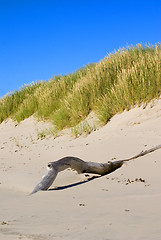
[30,144,161,195]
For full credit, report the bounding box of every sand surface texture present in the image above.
[0,99,161,240]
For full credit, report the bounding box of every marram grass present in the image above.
[0,44,161,133]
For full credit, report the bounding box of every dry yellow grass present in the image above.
[0,44,160,132]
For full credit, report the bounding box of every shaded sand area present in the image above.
[0,99,161,240]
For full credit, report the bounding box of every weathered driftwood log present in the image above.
[30,144,161,195]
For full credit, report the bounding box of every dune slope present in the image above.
[0,99,161,240]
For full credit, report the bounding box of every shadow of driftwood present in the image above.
[48,175,101,191]
[48,166,122,191]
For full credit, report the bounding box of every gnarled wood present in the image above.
[30,144,161,195]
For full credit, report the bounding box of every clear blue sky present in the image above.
[0,0,161,98]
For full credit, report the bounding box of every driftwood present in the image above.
[30,144,161,195]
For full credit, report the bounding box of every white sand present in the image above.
[0,99,161,240]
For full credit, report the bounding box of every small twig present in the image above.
[121,144,161,162]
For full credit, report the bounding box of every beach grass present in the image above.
[0,43,160,131]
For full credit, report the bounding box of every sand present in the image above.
[0,99,161,240]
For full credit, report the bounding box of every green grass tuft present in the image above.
[0,44,161,133]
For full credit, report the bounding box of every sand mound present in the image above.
[0,98,161,240]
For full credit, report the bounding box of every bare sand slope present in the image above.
[0,99,161,240]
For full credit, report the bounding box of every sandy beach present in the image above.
[0,99,161,240]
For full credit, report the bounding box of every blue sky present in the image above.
[0,0,161,98]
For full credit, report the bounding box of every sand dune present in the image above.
[0,99,161,240]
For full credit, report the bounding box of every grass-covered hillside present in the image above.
[0,44,161,131]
